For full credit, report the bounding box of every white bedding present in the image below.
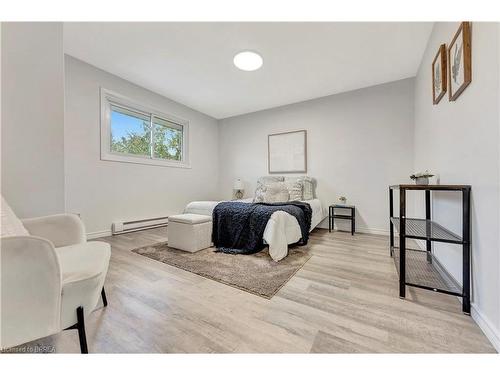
[183,198,326,262]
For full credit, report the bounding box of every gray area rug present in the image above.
[132,243,311,299]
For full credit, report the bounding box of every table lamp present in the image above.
[233,179,244,200]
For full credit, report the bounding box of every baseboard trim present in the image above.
[317,222,389,236]
[87,229,112,240]
[356,227,389,236]
[471,304,500,352]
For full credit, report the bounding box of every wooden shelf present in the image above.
[390,184,471,191]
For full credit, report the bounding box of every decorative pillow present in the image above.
[254,176,285,202]
[257,176,284,184]
[284,177,304,201]
[262,182,289,203]
[1,196,29,237]
[299,176,314,200]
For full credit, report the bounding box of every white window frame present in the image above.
[100,88,190,168]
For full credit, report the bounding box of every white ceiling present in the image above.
[64,22,433,119]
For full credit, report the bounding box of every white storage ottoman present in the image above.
[167,213,212,252]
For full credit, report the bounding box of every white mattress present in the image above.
[184,199,326,261]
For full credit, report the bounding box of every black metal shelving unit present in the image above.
[389,184,471,314]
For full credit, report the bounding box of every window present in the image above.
[101,88,189,168]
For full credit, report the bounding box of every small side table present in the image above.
[329,204,355,235]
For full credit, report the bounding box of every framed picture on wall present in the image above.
[268,130,307,173]
[448,22,472,101]
[432,44,447,104]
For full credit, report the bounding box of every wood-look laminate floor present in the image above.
[28,228,495,353]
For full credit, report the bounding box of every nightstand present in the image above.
[329,204,355,235]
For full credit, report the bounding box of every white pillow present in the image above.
[262,182,289,203]
[284,177,304,201]
[254,176,284,202]
[299,176,314,200]
[1,196,29,237]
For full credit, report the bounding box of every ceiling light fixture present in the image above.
[233,51,263,71]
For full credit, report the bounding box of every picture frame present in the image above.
[432,44,447,104]
[268,130,307,174]
[448,22,472,101]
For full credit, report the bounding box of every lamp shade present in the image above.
[233,179,244,190]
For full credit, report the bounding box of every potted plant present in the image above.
[410,170,434,185]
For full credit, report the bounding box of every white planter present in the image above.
[415,177,429,185]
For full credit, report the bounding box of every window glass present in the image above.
[110,105,151,157]
[153,116,183,161]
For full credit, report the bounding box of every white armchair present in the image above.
[1,201,111,354]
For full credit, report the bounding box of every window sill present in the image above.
[101,153,191,169]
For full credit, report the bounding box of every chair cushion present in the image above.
[55,241,111,284]
[1,195,29,237]
[169,213,212,225]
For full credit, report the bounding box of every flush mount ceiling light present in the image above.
[233,51,263,71]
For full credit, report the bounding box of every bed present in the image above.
[184,198,325,261]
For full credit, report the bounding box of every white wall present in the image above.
[414,22,500,350]
[1,23,65,217]
[218,78,415,234]
[64,56,220,235]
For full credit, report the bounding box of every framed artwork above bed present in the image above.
[268,130,307,174]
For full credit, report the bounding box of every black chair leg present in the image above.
[101,287,108,307]
[76,306,88,354]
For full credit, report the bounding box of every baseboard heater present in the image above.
[112,216,169,235]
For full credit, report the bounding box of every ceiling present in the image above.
[64,22,433,119]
